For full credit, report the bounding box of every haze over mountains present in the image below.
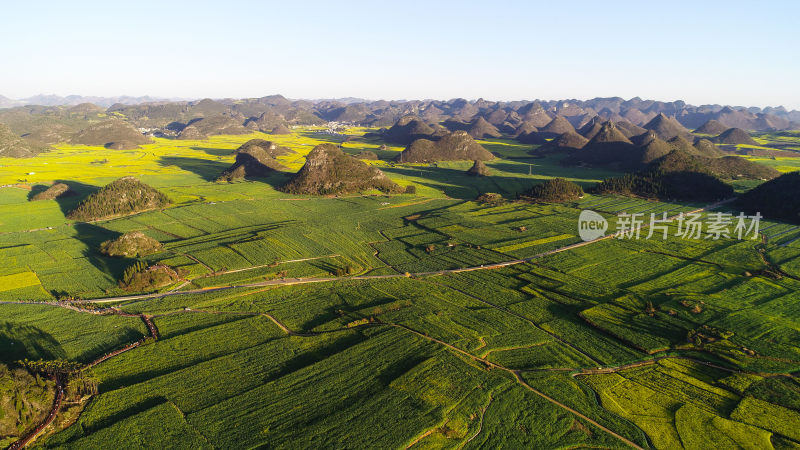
[1,94,799,131]
[0,94,185,108]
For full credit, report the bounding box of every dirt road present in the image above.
[75,198,733,305]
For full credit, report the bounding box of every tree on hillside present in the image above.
[521,178,584,203]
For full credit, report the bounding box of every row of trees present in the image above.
[0,363,55,441]
[17,359,83,376]
[594,170,733,202]
[15,359,99,401]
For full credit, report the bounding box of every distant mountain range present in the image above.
[1,94,798,121]
[1,94,799,133]
[0,94,188,108]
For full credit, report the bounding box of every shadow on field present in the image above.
[72,223,129,282]
[382,165,533,199]
[210,171,295,191]
[296,130,347,144]
[263,333,366,382]
[164,220,299,253]
[0,320,66,363]
[27,184,50,198]
[309,258,342,275]
[256,171,296,190]
[489,161,617,188]
[157,156,232,182]
[299,305,343,331]
[77,397,169,438]
[478,140,539,159]
[166,121,186,132]
[378,355,428,385]
[31,180,102,217]
[190,146,236,157]
[340,146,400,161]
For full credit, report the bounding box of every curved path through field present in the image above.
[78,198,735,305]
[8,376,64,450]
[389,322,644,449]
[5,309,159,449]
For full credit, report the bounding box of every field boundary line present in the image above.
[9,376,64,450]
[389,322,643,449]
[462,394,494,447]
[18,198,734,307]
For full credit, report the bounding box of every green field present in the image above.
[2,127,800,448]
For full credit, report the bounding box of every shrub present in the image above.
[100,231,163,257]
[121,263,184,291]
[522,178,584,203]
[476,193,505,206]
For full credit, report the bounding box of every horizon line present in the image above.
[1,93,798,112]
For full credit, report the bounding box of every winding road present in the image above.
[73,197,734,305]
[8,376,64,450]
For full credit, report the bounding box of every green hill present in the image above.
[645,150,777,180]
[100,231,163,257]
[70,119,151,148]
[616,120,647,138]
[67,103,105,114]
[397,131,494,163]
[714,128,759,146]
[177,115,249,140]
[538,131,588,153]
[643,113,689,140]
[246,111,288,133]
[693,138,724,157]
[67,177,170,221]
[0,123,52,158]
[666,135,698,154]
[593,151,737,201]
[282,144,401,195]
[707,155,779,180]
[217,139,290,181]
[565,122,747,170]
[270,124,291,135]
[694,119,728,135]
[517,130,546,144]
[21,123,73,144]
[632,131,672,164]
[467,116,501,138]
[736,171,800,224]
[467,160,490,176]
[538,115,576,137]
[514,121,539,137]
[563,121,636,168]
[354,150,379,160]
[578,117,603,139]
[383,116,435,144]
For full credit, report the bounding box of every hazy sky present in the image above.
[2,0,798,109]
